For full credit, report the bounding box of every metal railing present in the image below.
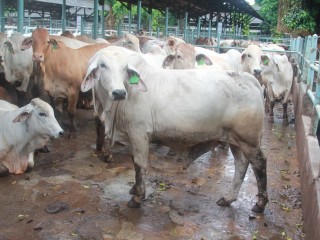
[291,35,320,136]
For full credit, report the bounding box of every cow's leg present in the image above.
[16,90,26,107]
[216,144,249,206]
[266,85,275,122]
[94,116,112,162]
[26,152,35,172]
[67,91,79,137]
[54,97,64,123]
[0,162,9,177]
[248,148,268,213]
[282,90,291,125]
[95,116,105,152]
[282,102,288,124]
[127,134,149,208]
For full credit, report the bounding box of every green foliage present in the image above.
[258,0,278,34]
[283,7,316,33]
[109,2,176,31]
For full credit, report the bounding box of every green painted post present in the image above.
[93,0,98,39]
[62,0,66,32]
[303,36,311,84]
[306,34,318,89]
[148,7,152,35]
[128,4,132,33]
[184,11,188,42]
[165,7,169,37]
[208,14,212,39]
[0,0,5,32]
[197,16,201,39]
[137,0,141,32]
[101,1,105,38]
[18,0,24,33]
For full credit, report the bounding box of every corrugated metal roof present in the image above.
[34,0,106,9]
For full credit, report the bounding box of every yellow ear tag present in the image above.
[197,59,205,65]
[129,75,139,84]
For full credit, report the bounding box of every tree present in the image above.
[257,0,316,36]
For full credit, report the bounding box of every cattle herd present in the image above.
[0,28,295,214]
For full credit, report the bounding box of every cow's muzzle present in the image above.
[112,89,127,100]
[14,81,22,87]
[254,69,262,76]
[32,53,44,62]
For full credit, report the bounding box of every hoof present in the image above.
[252,203,265,213]
[127,197,141,208]
[0,163,9,177]
[216,197,231,207]
[37,145,50,153]
[129,185,137,195]
[103,154,114,163]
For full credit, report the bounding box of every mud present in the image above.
[0,102,304,240]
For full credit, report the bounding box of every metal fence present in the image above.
[291,35,320,136]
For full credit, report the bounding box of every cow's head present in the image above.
[81,47,147,101]
[162,43,211,69]
[13,98,64,142]
[123,33,141,53]
[240,44,262,77]
[21,28,60,62]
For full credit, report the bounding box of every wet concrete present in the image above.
[0,103,304,240]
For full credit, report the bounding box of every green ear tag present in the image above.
[197,59,205,66]
[129,75,139,84]
[52,43,58,49]
[263,58,269,65]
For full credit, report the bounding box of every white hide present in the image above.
[0,98,63,174]
[239,44,263,76]
[81,46,268,211]
[260,53,293,101]
[1,32,33,92]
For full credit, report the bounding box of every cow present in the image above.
[0,98,64,176]
[21,28,109,136]
[195,36,217,47]
[260,53,293,123]
[81,46,268,213]
[1,32,34,106]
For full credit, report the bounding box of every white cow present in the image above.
[81,46,268,213]
[260,53,293,123]
[0,98,64,176]
[1,32,34,106]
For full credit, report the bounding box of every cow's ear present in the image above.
[162,55,175,68]
[127,64,147,92]
[4,41,14,54]
[12,111,31,123]
[48,39,59,49]
[21,37,32,50]
[196,54,212,66]
[81,66,100,92]
[241,53,246,63]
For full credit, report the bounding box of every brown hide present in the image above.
[22,28,109,134]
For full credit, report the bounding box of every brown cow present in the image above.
[21,28,109,136]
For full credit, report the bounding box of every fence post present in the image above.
[302,36,311,83]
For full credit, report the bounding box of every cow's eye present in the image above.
[39,112,47,117]
[100,63,107,68]
[248,54,251,58]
